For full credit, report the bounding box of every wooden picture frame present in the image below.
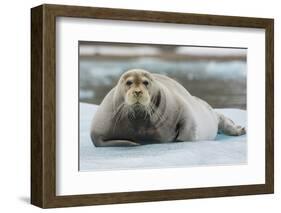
[31,4,274,208]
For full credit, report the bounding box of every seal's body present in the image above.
[91,69,246,147]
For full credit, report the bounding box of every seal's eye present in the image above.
[126,80,133,86]
[143,80,149,86]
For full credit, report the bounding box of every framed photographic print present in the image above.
[31,4,274,208]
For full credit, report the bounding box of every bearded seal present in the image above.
[90,69,246,147]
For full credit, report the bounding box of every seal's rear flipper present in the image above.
[217,112,246,136]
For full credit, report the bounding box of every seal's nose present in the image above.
[133,90,142,97]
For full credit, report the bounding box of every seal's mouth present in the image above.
[127,96,149,106]
[132,102,145,110]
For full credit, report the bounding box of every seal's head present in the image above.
[114,69,161,121]
[119,69,155,107]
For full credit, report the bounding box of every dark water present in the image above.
[79,58,246,109]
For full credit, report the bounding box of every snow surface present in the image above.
[79,103,247,171]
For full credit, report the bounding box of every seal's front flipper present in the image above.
[217,113,246,136]
[95,139,140,147]
[175,121,198,141]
